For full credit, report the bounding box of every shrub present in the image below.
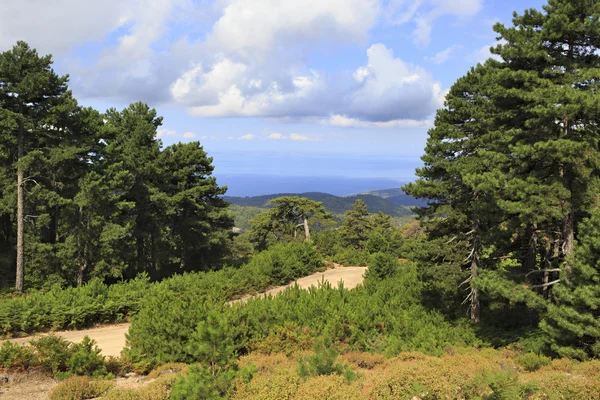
[365,252,399,281]
[0,273,150,337]
[341,352,385,369]
[170,364,253,400]
[332,248,370,266]
[297,340,356,383]
[49,376,113,400]
[30,335,71,374]
[465,370,539,399]
[0,341,35,371]
[67,336,107,376]
[516,352,551,372]
[251,323,312,356]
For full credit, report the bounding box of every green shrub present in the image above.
[0,341,35,371]
[49,376,113,400]
[170,364,254,400]
[297,340,356,383]
[0,273,150,337]
[516,352,551,372]
[465,370,539,399]
[332,248,370,266]
[67,336,107,376]
[365,252,399,281]
[30,335,71,374]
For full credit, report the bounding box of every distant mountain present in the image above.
[224,192,414,217]
[360,188,425,207]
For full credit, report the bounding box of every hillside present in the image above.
[360,187,425,207]
[224,192,415,217]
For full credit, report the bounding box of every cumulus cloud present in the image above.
[238,134,256,140]
[470,41,504,64]
[327,115,433,128]
[266,132,321,141]
[385,0,482,46]
[6,0,459,125]
[0,0,132,54]
[427,44,462,64]
[183,131,196,138]
[157,128,177,137]
[175,43,444,122]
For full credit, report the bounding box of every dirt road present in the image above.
[6,265,366,357]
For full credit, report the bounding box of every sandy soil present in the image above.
[232,265,367,303]
[4,265,367,358]
[0,372,58,400]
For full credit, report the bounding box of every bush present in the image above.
[49,376,113,400]
[342,352,385,370]
[516,352,551,372]
[297,340,356,383]
[0,274,150,337]
[30,335,71,375]
[0,341,35,371]
[251,323,313,356]
[365,252,399,281]
[332,248,370,266]
[67,336,107,376]
[465,370,539,399]
[170,364,254,400]
[245,242,324,287]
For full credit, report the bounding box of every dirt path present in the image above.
[5,265,367,357]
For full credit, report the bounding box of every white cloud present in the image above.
[238,134,256,140]
[157,128,177,137]
[206,0,379,60]
[290,133,319,141]
[175,43,443,122]
[6,0,454,125]
[427,44,462,64]
[266,132,320,141]
[345,44,445,121]
[183,131,196,139]
[0,0,132,54]
[327,114,433,128]
[385,0,482,46]
[470,41,504,64]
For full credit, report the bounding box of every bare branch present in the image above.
[525,268,561,278]
[459,275,472,288]
[531,279,561,289]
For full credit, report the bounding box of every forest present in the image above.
[1,0,600,399]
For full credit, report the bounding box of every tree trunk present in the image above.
[15,113,25,292]
[303,216,310,242]
[561,211,574,259]
[470,220,480,324]
[470,253,480,324]
[525,224,538,272]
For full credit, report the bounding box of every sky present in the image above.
[0,0,547,193]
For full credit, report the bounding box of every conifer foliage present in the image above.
[405,0,600,332]
[0,42,233,290]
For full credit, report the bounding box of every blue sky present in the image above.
[2,0,546,186]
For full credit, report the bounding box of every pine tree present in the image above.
[249,196,331,249]
[404,63,502,323]
[541,206,600,360]
[339,199,372,250]
[0,41,73,291]
[157,141,233,272]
